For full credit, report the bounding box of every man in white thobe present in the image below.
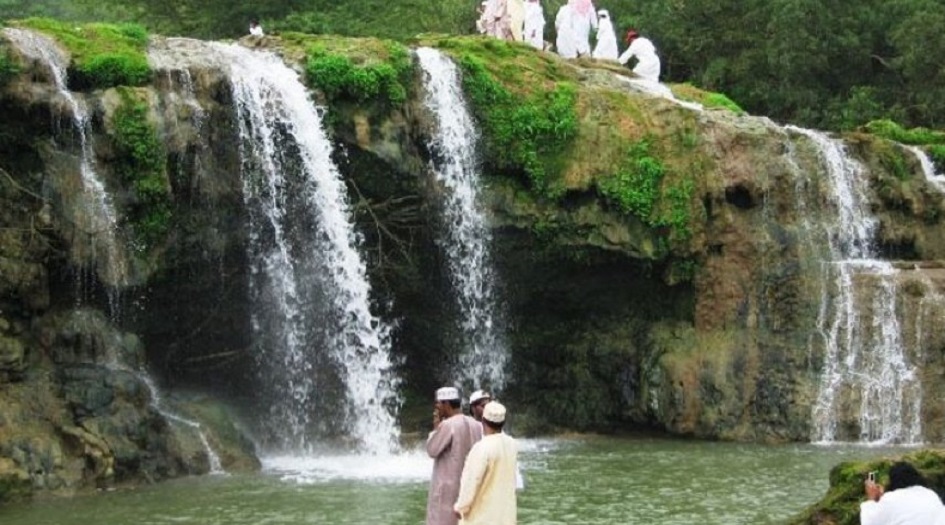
[569,0,597,57]
[453,402,519,525]
[619,30,661,82]
[523,0,545,50]
[427,387,483,525]
[592,9,618,60]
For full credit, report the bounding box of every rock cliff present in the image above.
[1,22,944,500]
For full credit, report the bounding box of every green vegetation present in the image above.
[597,138,695,244]
[110,88,170,251]
[670,83,745,115]
[0,45,18,86]
[863,119,945,146]
[294,33,412,105]
[863,119,945,174]
[428,37,578,197]
[13,18,150,89]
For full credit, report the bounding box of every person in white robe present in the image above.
[508,0,526,41]
[453,402,519,525]
[554,4,577,58]
[249,20,264,37]
[592,9,618,59]
[523,0,545,50]
[568,0,597,57]
[618,29,661,82]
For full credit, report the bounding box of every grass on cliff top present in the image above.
[279,32,413,105]
[862,119,945,172]
[12,18,150,88]
[670,83,746,115]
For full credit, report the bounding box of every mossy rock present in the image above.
[670,83,746,115]
[12,18,150,89]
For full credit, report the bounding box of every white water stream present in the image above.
[214,42,399,453]
[907,145,945,193]
[788,126,922,444]
[416,47,507,391]
[2,28,129,290]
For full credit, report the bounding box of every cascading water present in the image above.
[2,28,129,290]
[135,371,225,474]
[907,145,945,193]
[788,126,922,444]
[212,42,398,453]
[416,47,507,391]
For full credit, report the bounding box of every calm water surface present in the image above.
[0,436,901,525]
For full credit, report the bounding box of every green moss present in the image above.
[425,37,578,198]
[863,119,945,146]
[597,138,695,245]
[0,46,19,86]
[110,88,170,251]
[929,145,945,173]
[13,18,150,89]
[289,33,412,105]
[670,83,746,115]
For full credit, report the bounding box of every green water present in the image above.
[0,436,898,525]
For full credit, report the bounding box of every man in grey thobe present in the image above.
[426,387,483,525]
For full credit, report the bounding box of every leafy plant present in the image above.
[110,88,170,251]
[14,18,150,89]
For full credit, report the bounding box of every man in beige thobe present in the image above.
[426,387,483,525]
[454,401,519,525]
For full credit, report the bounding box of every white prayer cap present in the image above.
[482,401,506,423]
[436,387,460,401]
[470,390,491,405]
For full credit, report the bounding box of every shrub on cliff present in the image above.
[14,18,150,89]
[109,87,171,251]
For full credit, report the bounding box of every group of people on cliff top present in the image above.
[475,0,661,82]
[426,386,520,525]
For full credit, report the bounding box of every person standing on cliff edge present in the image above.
[427,387,483,525]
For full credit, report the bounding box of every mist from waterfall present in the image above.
[149,39,400,454]
[3,28,129,290]
[416,47,507,392]
[787,126,922,444]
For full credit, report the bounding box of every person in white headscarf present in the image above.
[619,29,661,82]
[592,9,618,59]
[523,0,545,49]
[569,0,597,57]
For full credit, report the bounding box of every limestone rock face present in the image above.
[2,29,945,501]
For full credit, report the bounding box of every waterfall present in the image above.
[2,28,129,290]
[788,126,922,444]
[216,42,398,453]
[416,47,507,392]
[907,145,945,193]
[148,39,401,454]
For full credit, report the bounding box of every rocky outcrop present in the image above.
[1,25,945,501]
